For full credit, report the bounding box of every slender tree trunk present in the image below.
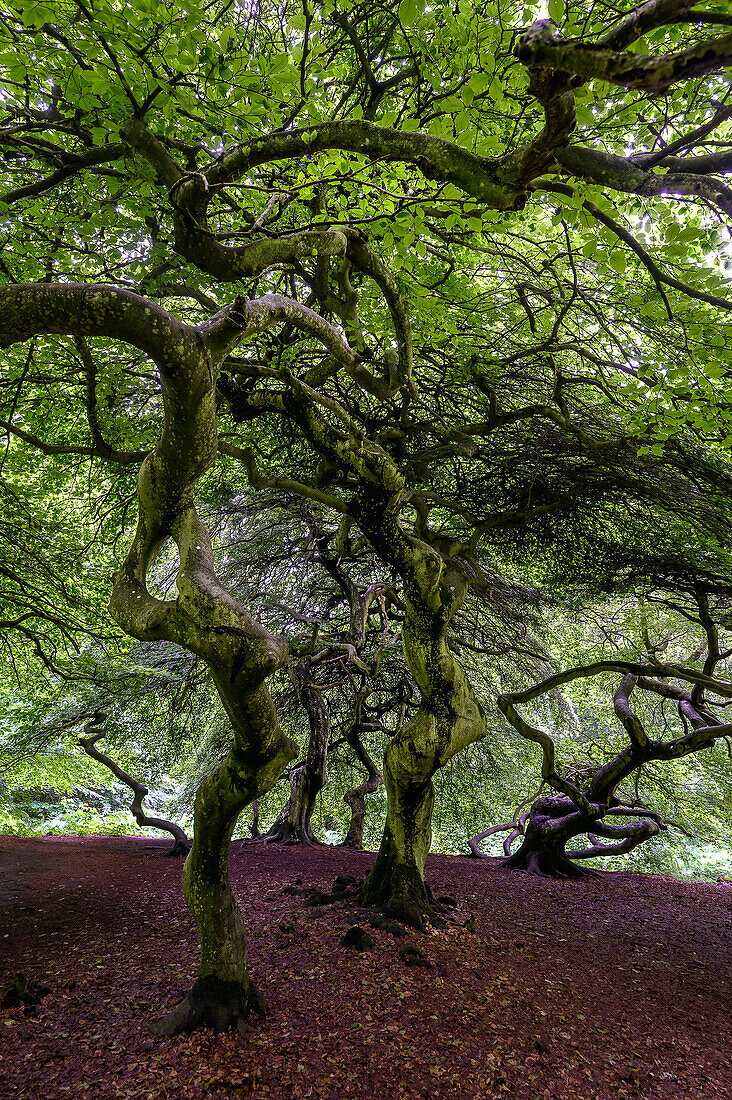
[152,681,295,1035]
[260,674,329,844]
[343,726,383,849]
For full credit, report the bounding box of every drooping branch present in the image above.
[469,821,518,859]
[76,337,149,465]
[78,711,190,856]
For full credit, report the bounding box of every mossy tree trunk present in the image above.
[109,321,309,1031]
[0,285,344,1032]
[252,393,489,929]
[356,511,487,927]
[102,298,301,1033]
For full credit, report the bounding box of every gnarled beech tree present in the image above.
[0,282,364,1032]
[494,590,732,877]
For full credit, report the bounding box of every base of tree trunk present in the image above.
[150,975,266,1036]
[502,843,598,879]
[360,859,444,931]
[257,820,317,845]
[164,838,192,858]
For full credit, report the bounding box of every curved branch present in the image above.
[201,292,399,399]
[569,817,660,860]
[0,283,192,365]
[468,821,517,858]
[499,659,732,706]
[613,674,651,749]
[0,143,125,205]
[557,146,732,218]
[79,713,190,855]
[581,197,732,314]
[343,230,414,389]
[204,120,527,209]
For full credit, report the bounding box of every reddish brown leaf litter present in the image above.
[0,836,730,1100]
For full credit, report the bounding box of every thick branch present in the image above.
[0,283,192,365]
[205,120,527,209]
[518,21,732,92]
[557,146,732,218]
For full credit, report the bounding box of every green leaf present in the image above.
[608,251,626,275]
[398,0,420,26]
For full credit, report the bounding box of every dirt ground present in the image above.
[0,835,730,1099]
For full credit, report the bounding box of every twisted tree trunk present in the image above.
[260,672,330,844]
[78,713,190,856]
[240,366,488,927]
[343,725,383,849]
[502,796,600,878]
[503,794,663,877]
[498,667,723,878]
[99,291,301,1034]
[359,551,487,928]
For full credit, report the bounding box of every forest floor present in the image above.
[0,837,730,1100]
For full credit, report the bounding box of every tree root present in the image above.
[359,864,445,931]
[502,847,599,879]
[150,975,266,1036]
[164,838,192,858]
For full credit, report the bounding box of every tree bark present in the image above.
[502,796,599,878]
[503,794,665,877]
[238,379,489,928]
[359,738,439,928]
[359,553,487,927]
[343,725,383,850]
[260,673,330,844]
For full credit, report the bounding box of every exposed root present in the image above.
[360,863,445,931]
[164,838,192,858]
[150,976,266,1037]
[503,846,599,879]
